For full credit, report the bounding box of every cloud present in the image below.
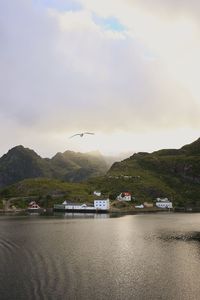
[0,0,200,155]
[79,0,200,102]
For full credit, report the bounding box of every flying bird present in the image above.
[69,132,95,138]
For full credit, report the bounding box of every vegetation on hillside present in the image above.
[89,138,200,207]
[0,146,109,188]
[0,138,200,208]
[0,178,96,209]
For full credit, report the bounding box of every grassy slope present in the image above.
[1,139,200,208]
[0,178,96,208]
[89,148,200,206]
[89,157,177,204]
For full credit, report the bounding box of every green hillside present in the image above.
[51,150,108,182]
[0,146,109,187]
[0,146,52,187]
[89,138,200,207]
[1,139,200,208]
[0,178,94,209]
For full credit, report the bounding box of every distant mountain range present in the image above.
[1,139,200,207]
[89,138,200,206]
[0,146,112,188]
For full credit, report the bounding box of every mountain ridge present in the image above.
[0,145,110,188]
[89,137,200,206]
[1,138,200,207]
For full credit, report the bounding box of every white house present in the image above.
[117,192,132,201]
[94,199,110,210]
[93,191,101,197]
[28,201,41,209]
[62,202,94,210]
[135,204,144,209]
[156,197,169,202]
[156,198,173,209]
[60,200,110,211]
[27,201,42,212]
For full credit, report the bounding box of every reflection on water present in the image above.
[157,231,200,242]
[1,213,200,300]
[61,212,110,219]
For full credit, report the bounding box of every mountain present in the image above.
[51,150,108,182]
[89,138,200,207]
[0,146,109,188]
[180,137,200,155]
[0,146,52,187]
[1,139,200,206]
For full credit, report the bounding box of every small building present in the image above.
[156,199,173,209]
[94,199,110,210]
[93,191,101,197]
[156,197,169,202]
[28,201,41,210]
[123,175,132,179]
[135,204,144,209]
[62,202,92,210]
[28,201,40,209]
[117,192,132,201]
[54,200,110,212]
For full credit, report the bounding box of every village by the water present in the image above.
[2,191,173,214]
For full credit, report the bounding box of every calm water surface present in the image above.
[1,213,200,300]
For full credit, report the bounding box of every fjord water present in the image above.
[1,213,200,300]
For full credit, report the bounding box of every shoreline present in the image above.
[0,208,173,215]
[1,207,200,215]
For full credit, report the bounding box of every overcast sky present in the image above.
[0,0,200,157]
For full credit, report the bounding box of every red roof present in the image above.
[28,201,40,208]
[122,192,131,196]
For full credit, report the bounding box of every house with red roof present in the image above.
[117,192,132,201]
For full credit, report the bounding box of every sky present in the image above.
[0,0,200,158]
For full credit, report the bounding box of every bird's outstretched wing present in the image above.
[84,132,95,135]
[69,133,81,138]
[69,132,95,138]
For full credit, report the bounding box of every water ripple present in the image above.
[0,237,20,252]
[146,231,200,242]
